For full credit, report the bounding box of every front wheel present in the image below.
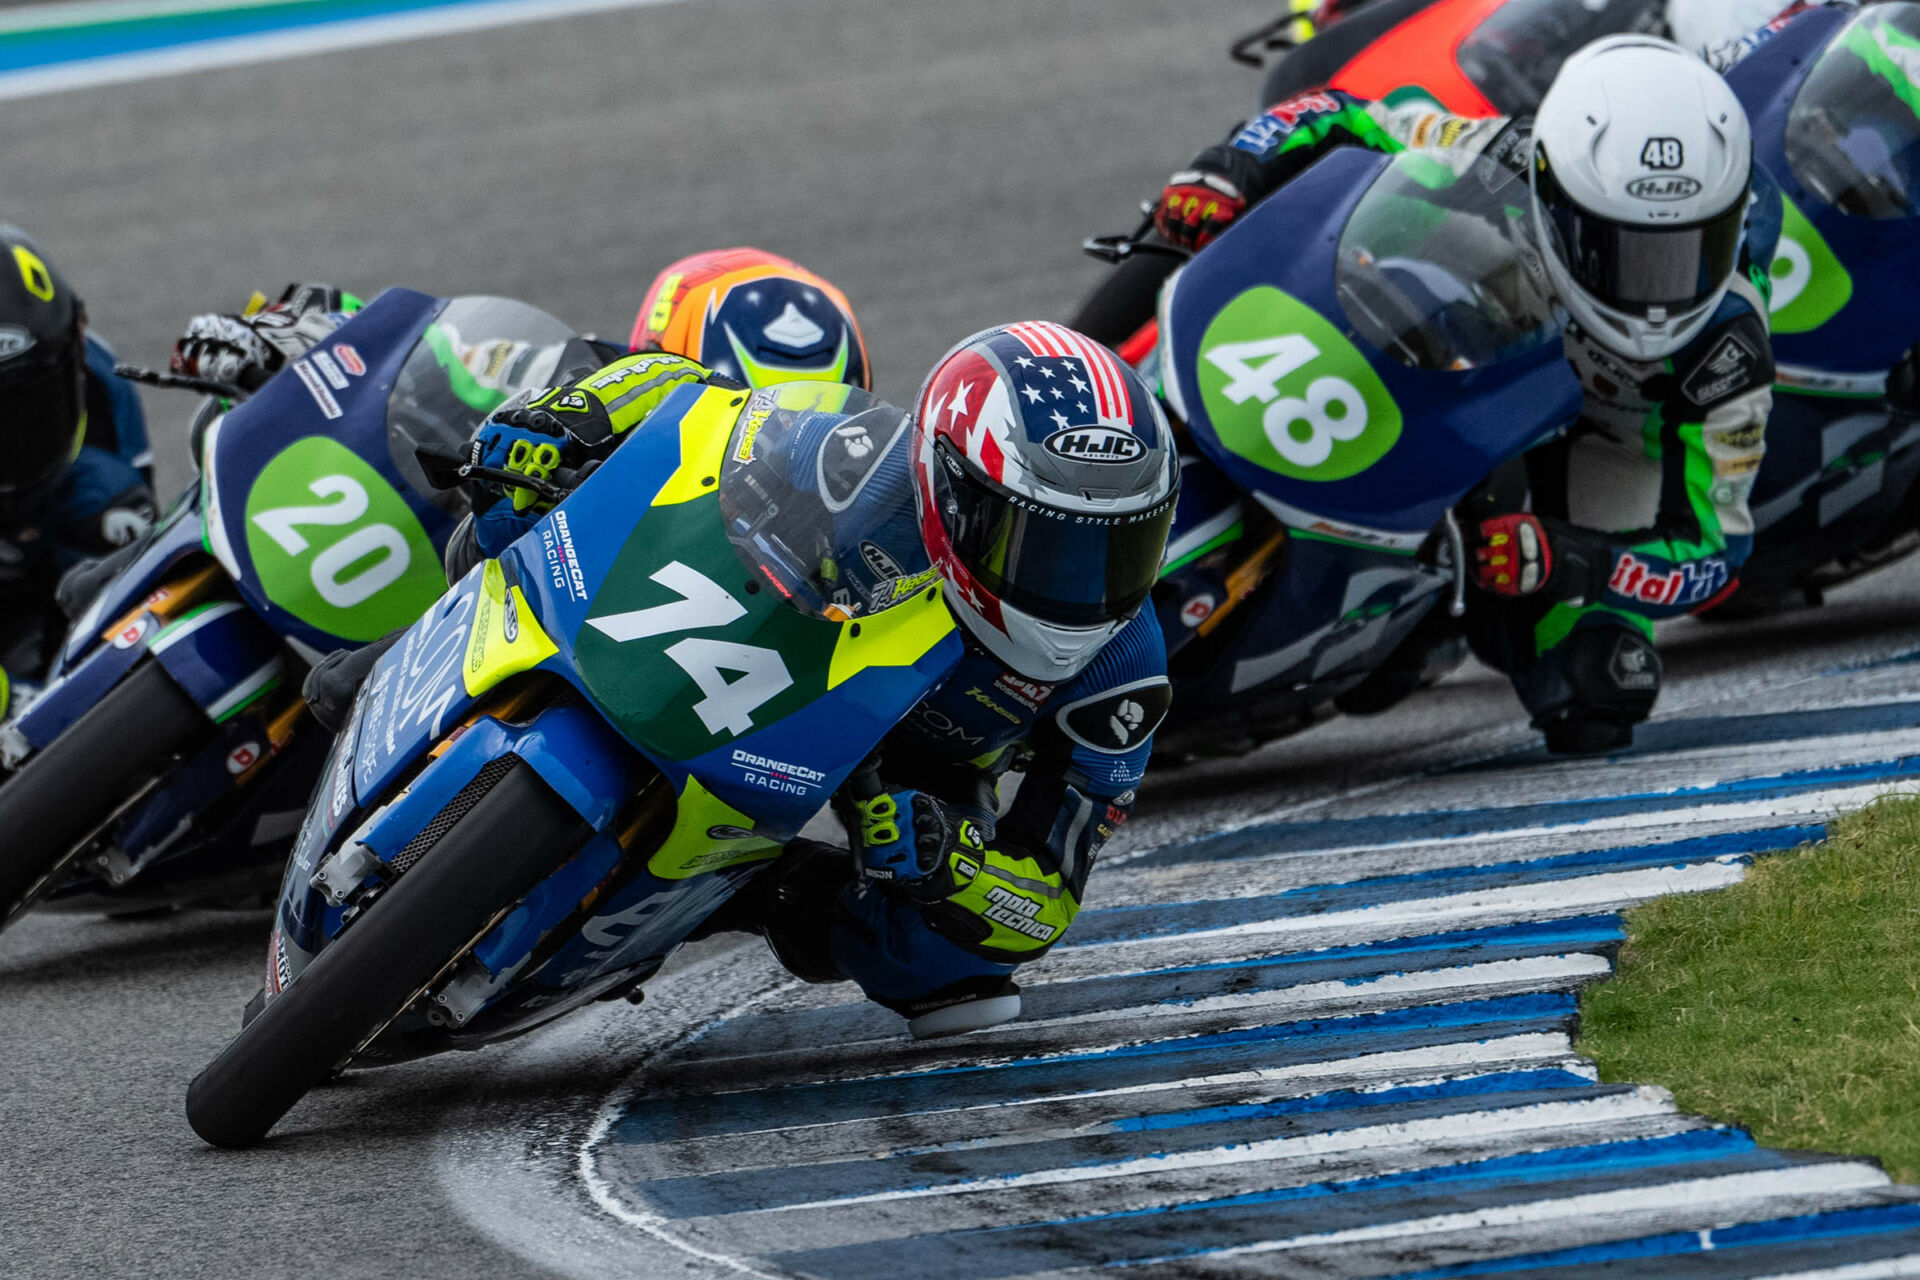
[0,659,209,929]
[185,760,587,1149]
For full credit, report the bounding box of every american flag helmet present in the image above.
[912,321,1178,681]
[630,247,871,390]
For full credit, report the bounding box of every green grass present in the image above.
[1578,796,1920,1183]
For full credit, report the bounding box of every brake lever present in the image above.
[1442,509,1468,619]
[114,363,249,403]
[1082,207,1193,266]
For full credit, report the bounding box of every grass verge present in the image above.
[1578,795,1920,1182]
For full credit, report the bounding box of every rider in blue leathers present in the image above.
[0,227,157,714]
[446,323,1178,1035]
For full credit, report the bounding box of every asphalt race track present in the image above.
[5,3,1920,1278]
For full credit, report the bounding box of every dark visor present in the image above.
[1536,157,1745,313]
[0,358,82,502]
[933,439,1175,628]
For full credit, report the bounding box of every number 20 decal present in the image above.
[589,561,793,737]
[252,474,411,608]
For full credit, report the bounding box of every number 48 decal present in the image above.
[1204,333,1371,468]
[588,561,793,737]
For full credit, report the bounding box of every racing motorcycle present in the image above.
[1074,0,1664,347]
[1090,146,1581,759]
[0,289,598,931]
[1698,2,1920,616]
[185,380,964,1148]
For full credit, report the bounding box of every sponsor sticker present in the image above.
[1180,594,1216,628]
[111,617,148,649]
[1626,175,1702,202]
[1607,552,1729,608]
[334,344,366,376]
[731,748,827,796]
[544,509,589,602]
[310,349,350,391]
[226,742,262,775]
[292,358,343,420]
[0,325,35,360]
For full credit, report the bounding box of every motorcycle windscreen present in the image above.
[1783,3,1920,220]
[1335,150,1563,371]
[384,296,603,518]
[1455,0,1666,116]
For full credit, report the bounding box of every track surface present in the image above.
[4,3,1920,1278]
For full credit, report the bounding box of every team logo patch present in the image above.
[1683,328,1764,407]
[1044,426,1145,464]
[1609,636,1660,691]
[1057,678,1173,754]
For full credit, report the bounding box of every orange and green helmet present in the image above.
[629,247,871,390]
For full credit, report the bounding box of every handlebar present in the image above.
[1082,206,1194,267]
[412,441,587,508]
[114,363,250,403]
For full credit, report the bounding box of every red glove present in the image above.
[1154,169,1247,251]
[1470,512,1553,596]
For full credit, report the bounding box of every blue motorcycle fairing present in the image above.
[53,478,208,674]
[146,601,286,723]
[1729,5,1920,378]
[1163,147,1583,539]
[204,288,453,654]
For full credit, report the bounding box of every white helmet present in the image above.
[1530,34,1753,361]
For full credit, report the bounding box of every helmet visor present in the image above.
[933,439,1175,628]
[1536,159,1746,314]
[0,357,83,513]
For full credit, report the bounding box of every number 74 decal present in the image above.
[588,561,793,737]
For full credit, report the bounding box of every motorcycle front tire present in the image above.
[0,659,208,929]
[185,759,587,1149]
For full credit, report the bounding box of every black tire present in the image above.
[185,761,587,1149]
[0,659,208,928]
[1068,250,1182,349]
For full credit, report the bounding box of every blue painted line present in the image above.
[616,995,1576,1146]
[629,1079,1619,1220]
[1478,698,1920,765]
[1072,827,1818,948]
[770,1133,1796,1280]
[0,1,512,72]
[682,918,1628,1063]
[1385,1202,1920,1277]
[1134,755,1918,869]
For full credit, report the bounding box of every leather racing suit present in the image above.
[445,354,1171,1022]
[1168,89,1778,749]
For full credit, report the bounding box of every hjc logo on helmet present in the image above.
[1626,175,1704,202]
[1043,426,1145,464]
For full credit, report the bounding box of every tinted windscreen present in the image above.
[1785,3,1920,219]
[718,382,927,620]
[1337,150,1562,370]
[1457,0,1665,114]
[387,296,598,514]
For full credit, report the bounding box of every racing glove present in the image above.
[171,282,355,391]
[1154,163,1249,251]
[853,790,1079,962]
[469,404,575,514]
[1466,512,1611,605]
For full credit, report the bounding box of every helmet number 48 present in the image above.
[1204,334,1370,469]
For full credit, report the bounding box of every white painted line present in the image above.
[764,1090,1681,1212]
[0,0,692,102]
[922,955,1613,1043]
[1756,1259,1920,1280]
[1115,781,1919,872]
[1036,861,1749,981]
[1154,1164,1892,1263]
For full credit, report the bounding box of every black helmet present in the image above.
[0,227,85,523]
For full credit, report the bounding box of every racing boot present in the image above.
[1517,624,1661,756]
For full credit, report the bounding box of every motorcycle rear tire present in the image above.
[0,659,208,929]
[185,760,586,1149]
